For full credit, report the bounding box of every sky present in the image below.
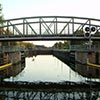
[1,0,100,46]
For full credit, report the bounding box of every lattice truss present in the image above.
[0,16,100,41]
[0,16,100,36]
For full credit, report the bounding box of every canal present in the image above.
[5,55,85,82]
[2,55,100,100]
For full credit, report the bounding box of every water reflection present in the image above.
[75,62,100,79]
[0,62,25,81]
[1,55,100,100]
[4,55,85,82]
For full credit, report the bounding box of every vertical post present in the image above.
[13,25,14,35]
[55,17,57,34]
[39,18,41,35]
[26,24,28,35]
[68,23,70,35]
[23,19,25,35]
[72,18,74,35]
[54,21,56,34]
[89,20,92,50]
[25,19,28,35]
[89,36,92,50]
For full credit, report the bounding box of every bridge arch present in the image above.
[0,16,100,41]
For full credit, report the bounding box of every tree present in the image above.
[16,42,35,49]
[53,42,59,49]
[63,41,70,49]
[0,4,4,26]
[0,3,5,35]
[71,29,87,45]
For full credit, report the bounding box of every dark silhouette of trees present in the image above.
[0,4,4,26]
[52,41,70,49]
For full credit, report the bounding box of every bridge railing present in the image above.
[0,45,100,53]
[53,45,100,51]
[0,46,25,52]
[70,45,100,51]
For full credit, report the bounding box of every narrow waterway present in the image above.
[5,55,85,82]
[3,55,100,100]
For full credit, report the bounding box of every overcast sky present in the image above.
[1,0,100,19]
[1,0,100,46]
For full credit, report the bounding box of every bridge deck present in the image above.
[0,81,100,92]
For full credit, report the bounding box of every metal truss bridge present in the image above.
[0,16,100,41]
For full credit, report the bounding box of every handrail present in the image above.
[87,62,100,69]
[70,45,100,51]
[0,63,12,71]
[0,46,24,52]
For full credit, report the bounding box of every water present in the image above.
[5,55,85,82]
[3,55,100,100]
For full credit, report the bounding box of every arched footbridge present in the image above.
[0,16,100,41]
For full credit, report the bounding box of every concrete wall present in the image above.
[53,50,75,71]
[0,51,25,65]
[53,50,100,78]
[75,51,100,78]
[0,51,25,80]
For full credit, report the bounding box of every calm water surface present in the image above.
[6,55,85,82]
